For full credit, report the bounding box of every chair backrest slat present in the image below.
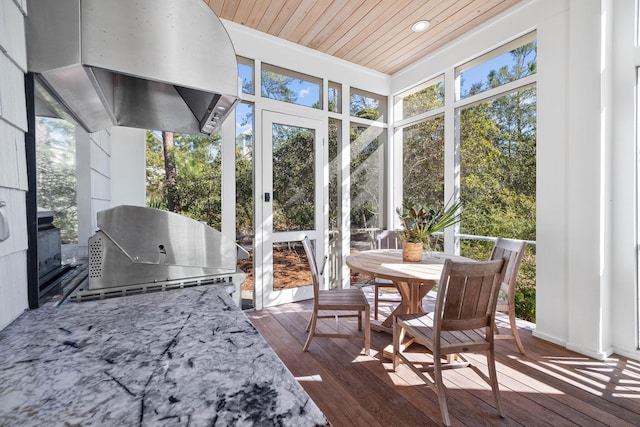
[441,316,493,331]
[489,238,527,296]
[376,230,401,249]
[437,259,506,332]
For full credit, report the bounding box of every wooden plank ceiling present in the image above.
[205,0,523,75]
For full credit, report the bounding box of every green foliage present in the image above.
[402,117,445,208]
[516,247,537,313]
[349,124,382,228]
[145,130,223,229]
[328,119,340,229]
[146,196,167,211]
[397,198,463,245]
[402,80,444,118]
[460,240,537,322]
[261,70,298,103]
[459,43,537,250]
[514,283,536,322]
[272,124,315,231]
[36,118,77,243]
[235,143,253,236]
[145,130,165,203]
[350,95,381,119]
[353,107,380,120]
[402,42,538,320]
[459,62,537,242]
[461,98,537,315]
[328,87,340,113]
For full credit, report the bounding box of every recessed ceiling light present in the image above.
[412,20,430,32]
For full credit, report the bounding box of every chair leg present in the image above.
[434,354,451,426]
[508,309,526,354]
[392,317,405,371]
[303,311,318,352]
[306,312,312,332]
[487,349,506,418]
[363,305,370,355]
[392,318,399,370]
[374,285,380,320]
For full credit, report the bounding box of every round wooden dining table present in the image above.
[346,249,472,333]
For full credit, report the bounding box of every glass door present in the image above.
[255,111,325,308]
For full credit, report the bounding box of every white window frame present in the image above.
[391,32,537,254]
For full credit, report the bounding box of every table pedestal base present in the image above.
[371,319,392,334]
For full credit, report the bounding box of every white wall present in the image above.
[0,0,28,330]
[77,127,144,252]
[76,127,112,250]
[0,0,119,327]
[610,0,639,360]
[109,126,146,208]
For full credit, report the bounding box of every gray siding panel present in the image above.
[0,0,28,330]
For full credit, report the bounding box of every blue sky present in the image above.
[460,44,536,96]
[460,56,507,95]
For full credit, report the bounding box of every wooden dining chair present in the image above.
[373,230,401,320]
[489,237,528,354]
[392,258,507,426]
[301,236,370,355]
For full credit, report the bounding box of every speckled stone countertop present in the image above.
[0,285,327,426]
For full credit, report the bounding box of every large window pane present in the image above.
[328,118,341,288]
[459,87,537,319]
[460,87,536,240]
[328,81,342,113]
[235,102,254,308]
[145,130,222,229]
[261,63,322,109]
[238,56,254,95]
[396,76,444,120]
[350,123,385,251]
[36,117,77,244]
[272,124,316,231]
[329,118,341,231]
[402,116,445,209]
[458,35,536,99]
[350,88,387,122]
[235,102,254,237]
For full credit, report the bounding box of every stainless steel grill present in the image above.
[71,205,246,303]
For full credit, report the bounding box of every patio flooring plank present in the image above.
[267,303,438,426]
[246,297,640,427]
[249,307,380,427]
[488,327,640,425]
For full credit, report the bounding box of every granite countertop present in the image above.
[0,285,327,426]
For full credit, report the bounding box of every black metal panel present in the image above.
[25,72,40,309]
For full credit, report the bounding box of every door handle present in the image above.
[264,192,271,202]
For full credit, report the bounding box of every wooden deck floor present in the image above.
[246,293,640,426]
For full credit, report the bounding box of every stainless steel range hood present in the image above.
[26,0,239,135]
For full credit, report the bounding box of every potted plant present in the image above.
[396,197,463,262]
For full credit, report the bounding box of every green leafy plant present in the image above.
[396,198,463,249]
[514,283,536,322]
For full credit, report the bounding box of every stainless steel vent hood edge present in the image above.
[26,0,239,136]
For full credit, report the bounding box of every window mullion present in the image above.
[444,67,459,254]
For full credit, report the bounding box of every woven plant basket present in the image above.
[402,241,423,262]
